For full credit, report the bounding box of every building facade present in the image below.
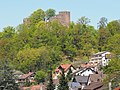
[89,51,111,66]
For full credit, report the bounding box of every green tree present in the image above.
[58,68,69,90]
[77,16,90,30]
[46,9,56,20]
[46,70,55,90]
[66,68,72,81]
[77,16,90,26]
[97,17,108,51]
[106,20,120,36]
[29,9,45,25]
[103,58,120,89]
[35,70,46,83]
[97,17,107,29]
[0,59,19,90]
[107,34,120,55]
[2,26,15,38]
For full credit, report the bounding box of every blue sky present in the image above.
[0,0,120,31]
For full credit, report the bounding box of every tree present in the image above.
[14,47,52,72]
[29,9,45,25]
[106,20,120,36]
[107,34,120,55]
[103,58,120,89]
[77,16,90,28]
[2,26,15,38]
[97,17,108,51]
[97,17,107,29]
[35,70,46,83]
[66,68,72,81]
[46,70,55,90]
[58,68,69,90]
[46,9,56,20]
[0,59,19,90]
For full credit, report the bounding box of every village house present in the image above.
[18,72,35,86]
[72,67,98,76]
[89,51,111,66]
[88,73,106,85]
[12,70,24,83]
[69,73,106,90]
[74,76,89,89]
[80,62,99,72]
[53,64,76,79]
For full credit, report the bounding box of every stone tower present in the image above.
[59,11,70,27]
[50,11,70,27]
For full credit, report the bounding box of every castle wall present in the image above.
[50,11,70,27]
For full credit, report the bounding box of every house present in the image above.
[89,51,111,66]
[88,73,106,85]
[72,68,98,76]
[18,72,35,86]
[13,70,24,76]
[68,82,81,90]
[54,64,76,79]
[74,76,89,89]
[80,62,99,72]
[12,70,24,83]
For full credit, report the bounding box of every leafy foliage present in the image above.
[46,70,55,90]
[103,58,120,89]
[66,68,72,81]
[0,59,19,90]
[45,9,56,20]
[35,70,46,83]
[0,9,120,84]
[58,68,69,90]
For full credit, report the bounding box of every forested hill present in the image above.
[0,9,120,73]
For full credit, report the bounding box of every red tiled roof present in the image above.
[30,85,45,90]
[114,86,120,90]
[22,87,30,90]
[55,64,73,72]
[81,62,98,68]
[19,72,34,79]
[22,85,45,90]
[31,85,41,90]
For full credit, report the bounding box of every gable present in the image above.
[55,64,75,72]
[73,68,97,76]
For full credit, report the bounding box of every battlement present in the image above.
[59,11,70,14]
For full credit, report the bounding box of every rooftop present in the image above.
[19,72,34,80]
[75,76,89,83]
[83,82,103,90]
[55,64,74,72]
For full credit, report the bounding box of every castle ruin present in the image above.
[49,11,70,27]
[23,11,70,27]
